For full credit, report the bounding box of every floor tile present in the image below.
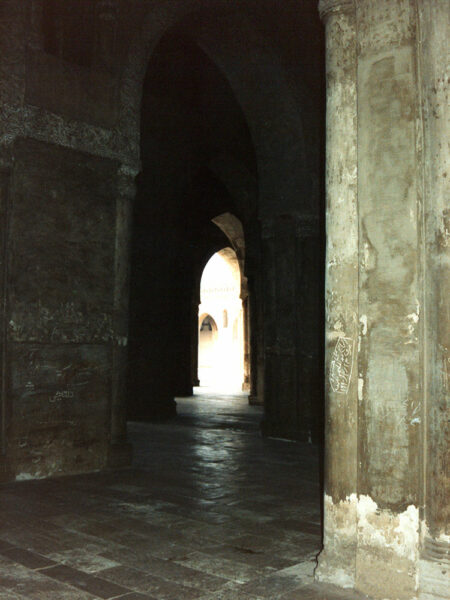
[0,391,371,600]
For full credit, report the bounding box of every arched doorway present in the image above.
[127,10,324,443]
[197,314,219,386]
[197,249,244,391]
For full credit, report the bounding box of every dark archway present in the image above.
[126,4,325,445]
[127,31,258,420]
[197,248,245,391]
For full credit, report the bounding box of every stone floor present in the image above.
[0,390,369,599]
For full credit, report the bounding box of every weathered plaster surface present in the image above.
[357,0,420,512]
[318,494,421,599]
[417,0,450,555]
[315,494,357,588]
[319,0,449,598]
[319,0,358,509]
[8,343,110,479]
[356,496,419,599]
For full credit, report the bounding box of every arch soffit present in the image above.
[200,243,246,300]
[119,2,309,208]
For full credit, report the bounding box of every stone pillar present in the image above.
[417,2,450,598]
[295,215,323,442]
[248,276,263,406]
[260,214,322,440]
[0,168,12,481]
[260,215,300,439]
[191,294,200,388]
[315,0,358,588]
[246,224,264,406]
[108,164,135,468]
[241,294,251,392]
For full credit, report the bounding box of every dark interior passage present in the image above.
[0,2,445,597]
[127,11,326,444]
[127,30,260,421]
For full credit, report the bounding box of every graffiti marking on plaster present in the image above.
[360,314,368,336]
[49,390,74,402]
[330,337,354,394]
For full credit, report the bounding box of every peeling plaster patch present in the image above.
[406,301,420,341]
[363,242,370,265]
[407,312,419,324]
[360,314,368,336]
[406,316,419,344]
[357,495,419,563]
[15,472,44,481]
[358,377,364,402]
[316,493,357,589]
[319,494,421,596]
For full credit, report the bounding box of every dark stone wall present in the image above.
[2,138,119,479]
[0,0,325,480]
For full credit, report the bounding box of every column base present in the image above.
[315,494,357,589]
[242,380,251,392]
[174,386,193,397]
[418,538,450,600]
[248,394,263,406]
[317,494,422,600]
[315,549,355,590]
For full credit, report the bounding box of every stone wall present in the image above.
[0,0,326,479]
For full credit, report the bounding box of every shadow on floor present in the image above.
[0,391,368,599]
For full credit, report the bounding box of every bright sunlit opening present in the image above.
[198,249,244,391]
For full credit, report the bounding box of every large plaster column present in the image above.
[317,1,446,598]
[315,0,359,588]
[418,2,450,598]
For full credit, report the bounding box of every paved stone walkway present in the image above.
[0,390,369,599]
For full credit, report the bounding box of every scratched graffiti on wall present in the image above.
[330,336,353,394]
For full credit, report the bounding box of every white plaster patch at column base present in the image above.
[317,494,421,598]
[357,496,419,562]
[315,493,357,588]
[355,495,420,600]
